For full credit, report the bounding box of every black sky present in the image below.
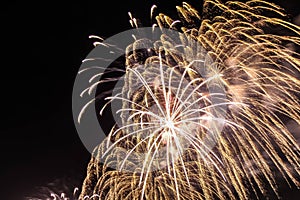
[0,0,299,199]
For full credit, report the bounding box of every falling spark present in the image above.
[151,5,157,20]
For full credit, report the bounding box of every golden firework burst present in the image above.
[79,0,300,199]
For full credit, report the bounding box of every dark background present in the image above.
[0,0,299,199]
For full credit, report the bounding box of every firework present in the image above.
[27,186,100,200]
[77,0,300,199]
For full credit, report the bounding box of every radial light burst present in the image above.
[78,0,300,199]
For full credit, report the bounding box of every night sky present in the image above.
[0,0,299,199]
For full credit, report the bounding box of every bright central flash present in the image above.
[165,119,175,129]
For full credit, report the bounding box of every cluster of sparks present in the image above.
[78,0,300,199]
[28,187,100,200]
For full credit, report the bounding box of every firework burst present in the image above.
[78,0,300,199]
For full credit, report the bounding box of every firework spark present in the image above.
[78,0,300,199]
